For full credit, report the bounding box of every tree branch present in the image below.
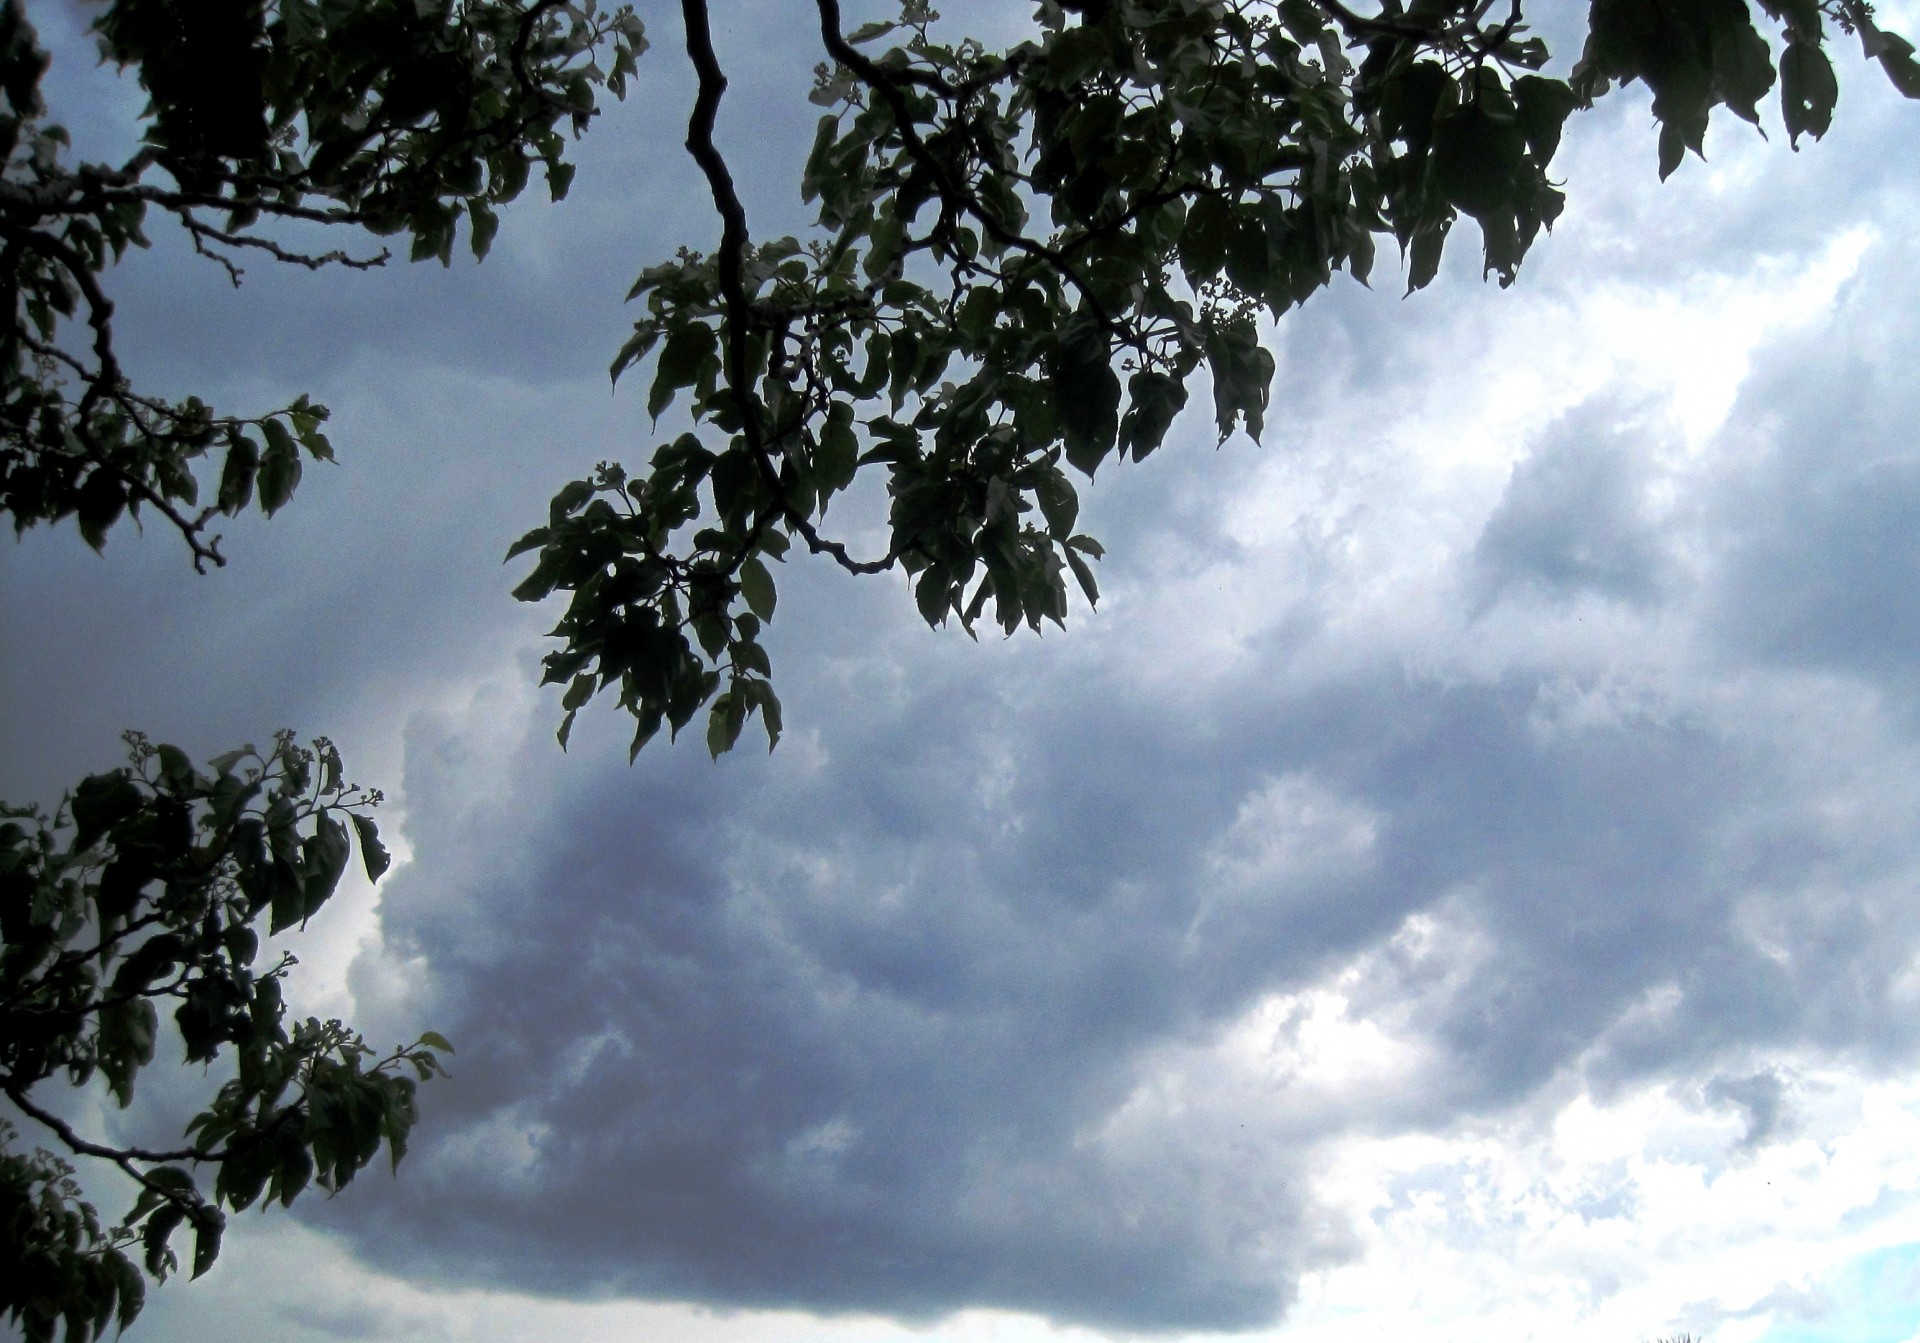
[679,0,897,578]
[815,0,1113,328]
[3,1082,222,1167]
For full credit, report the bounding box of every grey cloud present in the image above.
[305,585,1920,1331]
[284,191,1920,1337]
[1703,1069,1790,1151]
[1701,230,1920,708]
[1472,401,1670,609]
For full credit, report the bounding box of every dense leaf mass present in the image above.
[0,733,448,1343]
[510,0,1918,759]
[0,0,646,569]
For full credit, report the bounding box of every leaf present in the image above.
[418,1031,455,1054]
[1034,467,1079,538]
[1205,320,1276,443]
[738,556,777,621]
[469,200,500,260]
[1065,546,1099,607]
[349,812,391,882]
[746,679,783,750]
[141,1205,184,1279]
[1780,41,1838,146]
[1053,319,1121,474]
[257,431,302,516]
[1512,75,1577,163]
[649,323,718,422]
[71,772,144,852]
[189,1207,224,1280]
[298,815,353,920]
[1119,370,1188,462]
[75,467,126,551]
[816,403,859,496]
[915,565,951,626]
[1432,101,1527,223]
[260,415,301,466]
[1406,219,1449,292]
[1657,119,1687,181]
[504,526,551,562]
[1179,194,1235,283]
[705,691,744,758]
[562,671,596,711]
[218,432,260,516]
[1878,40,1920,99]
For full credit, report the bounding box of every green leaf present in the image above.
[649,323,719,422]
[1034,467,1078,538]
[218,433,260,516]
[71,772,143,852]
[257,432,302,517]
[816,403,859,497]
[562,672,596,711]
[469,200,501,260]
[747,679,783,750]
[1205,321,1276,442]
[706,691,744,758]
[915,565,951,626]
[1406,220,1449,293]
[1877,40,1920,99]
[418,1031,455,1054]
[1065,546,1099,607]
[260,415,300,466]
[141,1204,184,1279]
[738,556,777,621]
[1119,371,1188,462]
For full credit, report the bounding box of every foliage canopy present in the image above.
[0,732,443,1342]
[5,0,1915,755]
[507,0,1920,759]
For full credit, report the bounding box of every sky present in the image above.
[8,2,1920,1341]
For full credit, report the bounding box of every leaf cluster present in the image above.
[0,732,450,1342]
[514,0,1918,758]
[0,0,648,568]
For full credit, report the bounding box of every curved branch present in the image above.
[3,1082,223,1167]
[679,0,896,578]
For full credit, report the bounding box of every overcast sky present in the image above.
[10,2,1920,1341]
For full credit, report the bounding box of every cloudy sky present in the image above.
[10,2,1920,1341]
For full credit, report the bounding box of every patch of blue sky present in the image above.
[1758,1244,1920,1343]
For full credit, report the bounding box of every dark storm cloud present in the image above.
[314,634,1361,1331]
[286,185,1920,1330]
[309,555,1920,1332]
